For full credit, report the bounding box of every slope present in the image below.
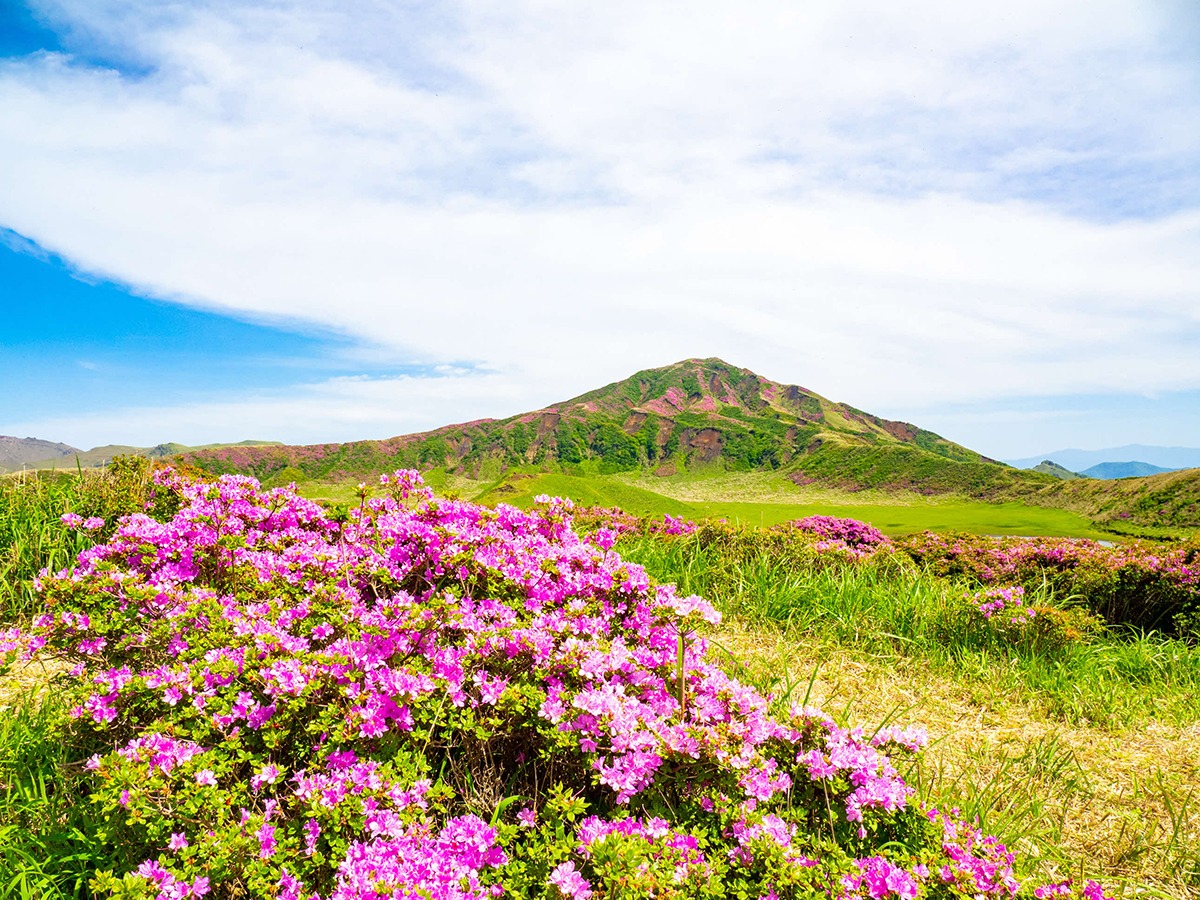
[183,357,1024,491]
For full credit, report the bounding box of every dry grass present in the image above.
[0,656,72,712]
[614,470,931,507]
[714,622,1200,898]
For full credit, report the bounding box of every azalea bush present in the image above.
[897,531,1200,636]
[968,586,1104,652]
[4,471,1116,899]
[784,516,889,555]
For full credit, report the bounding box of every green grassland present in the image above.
[292,467,1115,539]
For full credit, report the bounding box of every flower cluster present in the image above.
[1032,878,1113,900]
[24,470,1110,900]
[899,531,1200,634]
[973,586,1036,626]
[786,516,889,553]
[60,512,106,531]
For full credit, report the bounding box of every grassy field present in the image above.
[294,468,1116,539]
[470,470,1114,538]
[680,499,1105,537]
[3,465,1197,897]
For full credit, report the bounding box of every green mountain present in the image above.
[183,358,1045,498]
[1031,460,1084,480]
[1079,461,1172,480]
[13,357,1191,533]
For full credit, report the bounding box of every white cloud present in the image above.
[2,0,1199,453]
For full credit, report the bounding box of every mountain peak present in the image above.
[184,358,996,486]
[0,435,81,469]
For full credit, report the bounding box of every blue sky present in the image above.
[1,0,1198,459]
[0,230,381,426]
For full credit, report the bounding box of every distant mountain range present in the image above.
[1079,461,1175,480]
[0,435,78,470]
[1025,459,1178,481]
[1008,445,1200,473]
[0,437,279,474]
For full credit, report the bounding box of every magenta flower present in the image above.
[548,861,592,900]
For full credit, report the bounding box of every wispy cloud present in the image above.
[1,0,1198,455]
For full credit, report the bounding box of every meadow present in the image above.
[302,469,1115,540]
[0,462,1197,899]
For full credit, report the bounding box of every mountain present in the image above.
[1008,445,1200,472]
[15,358,1199,533]
[1030,460,1083,480]
[0,435,82,470]
[1079,461,1173,480]
[0,439,282,474]
[183,358,1045,498]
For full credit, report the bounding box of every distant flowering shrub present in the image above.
[572,507,699,541]
[785,517,889,555]
[974,586,1036,626]
[8,470,1112,899]
[967,585,1104,653]
[654,513,698,536]
[897,531,1200,636]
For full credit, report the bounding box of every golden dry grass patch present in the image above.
[712,623,1200,898]
[0,654,73,711]
[618,470,932,507]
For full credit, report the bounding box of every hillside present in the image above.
[184,358,1050,496]
[1031,459,1083,480]
[1,439,282,474]
[0,435,80,470]
[1021,465,1200,532]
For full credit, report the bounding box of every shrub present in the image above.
[784,517,889,554]
[897,531,1200,636]
[7,471,1113,900]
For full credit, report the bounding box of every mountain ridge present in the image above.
[181,358,1029,495]
[0,435,79,470]
[1079,461,1174,480]
[177,359,1200,532]
[0,438,281,475]
[1008,445,1200,472]
[10,359,1200,532]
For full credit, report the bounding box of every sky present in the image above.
[1,0,1198,461]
